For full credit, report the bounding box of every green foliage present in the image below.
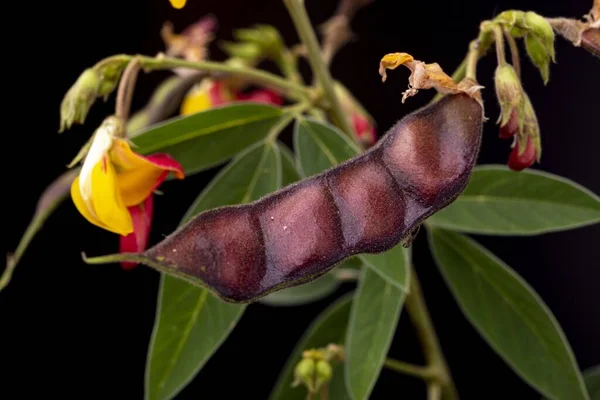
[293,116,361,178]
[131,103,285,176]
[145,140,283,400]
[427,165,600,235]
[429,228,590,400]
[269,294,354,400]
[345,247,409,400]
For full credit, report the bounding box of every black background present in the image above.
[2,0,599,399]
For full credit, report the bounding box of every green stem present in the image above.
[383,358,439,381]
[96,54,314,101]
[492,24,507,66]
[405,267,459,400]
[115,57,142,121]
[465,40,480,82]
[1,169,78,292]
[283,0,356,141]
[503,27,521,77]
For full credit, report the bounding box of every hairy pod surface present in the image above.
[145,93,484,302]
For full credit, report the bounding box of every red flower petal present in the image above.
[499,109,518,139]
[119,195,154,270]
[235,89,284,105]
[209,81,230,106]
[507,136,536,171]
[352,114,377,146]
[142,153,185,180]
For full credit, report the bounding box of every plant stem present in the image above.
[1,169,78,292]
[383,358,439,381]
[405,266,459,400]
[465,40,480,82]
[283,0,356,141]
[428,382,442,400]
[492,24,507,66]
[116,57,142,121]
[96,54,314,101]
[503,27,521,77]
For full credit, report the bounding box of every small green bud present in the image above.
[315,360,333,392]
[524,33,551,84]
[525,12,555,61]
[221,41,262,61]
[96,58,128,98]
[494,64,523,126]
[521,92,541,162]
[59,68,101,133]
[230,24,285,61]
[293,358,316,392]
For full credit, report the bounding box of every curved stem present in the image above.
[283,0,356,142]
[96,54,314,101]
[492,24,507,66]
[503,27,521,77]
[406,266,459,400]
[116,57,142,121]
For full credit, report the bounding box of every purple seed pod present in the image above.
[143,92,484,303]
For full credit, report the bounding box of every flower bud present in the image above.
[225,24,285,63]
[221,42,262,61]
[524,33,551,84]
[525,12,555,55]
[96,59,128,98]
[315,360,333,392]
[494,64,523,127]
[508,135,536,171]
[59,68,101,133]
[499,109,518,139]
[293,358,316,392]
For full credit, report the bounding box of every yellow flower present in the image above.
[71,117,184,235]
[169,0,186,9]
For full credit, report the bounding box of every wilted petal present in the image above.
[379,52,482,103]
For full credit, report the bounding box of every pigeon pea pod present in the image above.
[87,92,484,303]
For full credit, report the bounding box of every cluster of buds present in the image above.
[293,344,344,396]
[494,64,541,171]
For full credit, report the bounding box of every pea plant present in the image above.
[4,0,600,399]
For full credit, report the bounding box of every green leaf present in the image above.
[583,365,600,400]
[545,365,600,400]
[278,141,301,186]
[427,165,600,235]
[345,247,409,400]
[269,294,354,400]
[145,277,246,400]
[359,244,409,291]
[146,140,282,400]
[183,140,282,220]
[525,33,551,84]
[131,103,285,176]
[429,228,589,400]
[258,272,340,307]
[294,116,360,178]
